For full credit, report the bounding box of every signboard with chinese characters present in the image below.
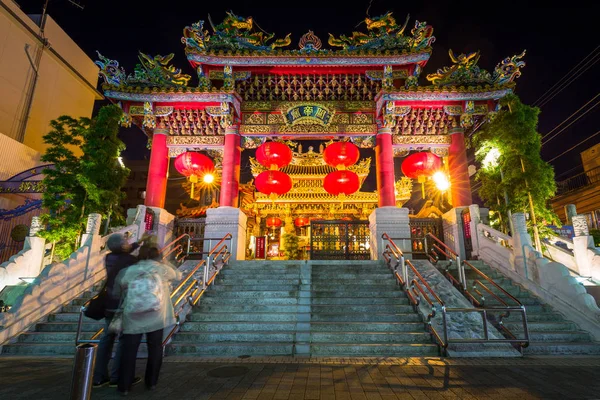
[255,236,267,259]
[547,225,575,239]
[285,104,333,126]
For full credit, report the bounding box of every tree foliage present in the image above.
[39,105,128,260]
[282,233,300,260]
[473,94,558,234]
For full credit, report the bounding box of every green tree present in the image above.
[39,116,89,259]
[39,106,130,260]
[282,233,300,260]
[79,105,129,227]
[473,94,558,240]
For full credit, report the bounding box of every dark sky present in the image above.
[17,0,599,181]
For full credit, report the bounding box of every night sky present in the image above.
[16,0,599,185]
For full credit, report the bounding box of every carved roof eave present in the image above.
[186,50,431,67]
[375,86,513,116]
[103,89,242,118]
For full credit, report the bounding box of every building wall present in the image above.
[0,134,42,210]
[581,143,600,173]
[0,0,100,155]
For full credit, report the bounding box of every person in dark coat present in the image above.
[92,232,148,388]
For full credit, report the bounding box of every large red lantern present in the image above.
[256,141,293,170]
[255,170,293,201]
[323,170,360,201]
[401,152,442,197]
[174,152,215,198]
[294,216,309,227]
[323,141,360,169]
[266,217,282,228]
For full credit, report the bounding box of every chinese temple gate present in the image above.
[96,12,525,260]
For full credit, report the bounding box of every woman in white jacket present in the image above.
[113,246,182,396]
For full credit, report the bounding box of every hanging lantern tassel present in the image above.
[338,193,346,205]
[418,176,426,198]
[189,175,198,199]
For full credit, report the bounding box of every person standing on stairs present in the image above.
[113,245,182,396]
[92,232,149,388]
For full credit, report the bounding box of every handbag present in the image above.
[107,311,123,334]
[83,285,107,321]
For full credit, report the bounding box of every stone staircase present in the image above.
[449,260,600,355]
[309,261,438,356]
[1,284,104,356]
[165,261,301,357]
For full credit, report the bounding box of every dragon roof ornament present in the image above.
[426,49,526,86]
[96,51,191,88]
[182,12,292,54]
[328,14,435,52]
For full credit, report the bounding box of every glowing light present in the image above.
[432,171,450,191]
[117,156,125,168]
[203,173,215,184]
[482,147,501,169]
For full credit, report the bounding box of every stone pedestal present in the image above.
[204,207,247,261]
[147,207,175,248]
[572,215,594,277]
[442,207,467,259]
[369,207,411,260]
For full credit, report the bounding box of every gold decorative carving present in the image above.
[243,113,265,124]
[332,114,350,124]
[240,125,272,134]
[474,104,488,114]
[154,106,173,116]
[168,136,225,146]
[345,124,376,133]
[430,147,449,157]
[392,135,452,145]
[266,113,285,124]
[351,113,373,124]
[443,105,462,115]
[241,101,272,111]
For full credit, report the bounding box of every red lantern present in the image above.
[174,152,215,198]
[255,170,293,201]
[294,216,309,227]
[256,141,293,170]
[323,170,360,201]
[401,152,442,197]
[323,141,360,169]
[266,217,282,228]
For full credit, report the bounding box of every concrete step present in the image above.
[180,322,296,332]
[34,322,104,332]
[311,332,431,343]
[311,297,409,305]
[523,342,600,355]
[523,331,592,342]
[2,343,81,356]
[17,331,95,343]
[504,312,567,322]
[311,291,404,298]
[310,343,438,356]
[311,322,425,332]
[47,313,98,323]
[203,290,298,298]
[189,312,297,322]
[311,279,393,285]
[315,313,424,322]
[173,332,295,342]
[504,321,578,332]
[218,271,300,278]
[311,283,398,290]
[311,304,413,313]
[195,304,298,313]
[165,342,294,356]
[211,285,299,291]
[200,297,297,305]
[215,279,300,285]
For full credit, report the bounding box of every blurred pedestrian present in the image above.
[113,245,181,396]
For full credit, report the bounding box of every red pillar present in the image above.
[219,126,241,207]
[448,128,473,206]
[376,126,396,207]
[145,129,168,208]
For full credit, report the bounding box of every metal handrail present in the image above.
[75,233,233,346]
[382,232,530,355]
[425,232,465,290]
[160,234,191,260]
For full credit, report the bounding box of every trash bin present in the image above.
[70,343,97,400]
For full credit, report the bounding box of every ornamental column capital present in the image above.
[449,127,465,135]
[225,125,240,136]
[377,126,393,135]
[153,128,168,136]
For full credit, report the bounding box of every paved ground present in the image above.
[1,356,600,399]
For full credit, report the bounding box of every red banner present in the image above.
[144,209,154,232]
[255,236,267,259]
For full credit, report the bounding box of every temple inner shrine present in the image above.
[95,11,526,260]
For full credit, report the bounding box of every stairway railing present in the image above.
[424,232,530,352]
[75,233,232,346]
[382,233,530,355]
